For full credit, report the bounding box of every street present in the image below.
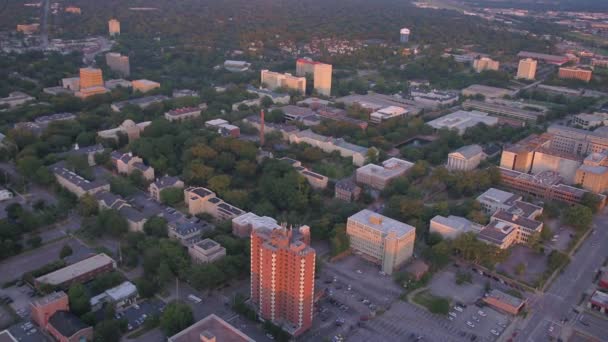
[514,209,608,342]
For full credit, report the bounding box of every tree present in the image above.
[143,217,168,238]
[160,301,194,336]
[515,263,526,276]
[94,319,124,342]
[26,235,42,248]
[68,284,91,316]
[580,192,601,213]
[208,175,232,195]
[562,205,593,231]
[78,194,99,217]
[59,244,73,258]
[160,188,183,205]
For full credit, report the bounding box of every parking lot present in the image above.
[6,320,49,342]
[118,299,165,332]
[447,303,510,341]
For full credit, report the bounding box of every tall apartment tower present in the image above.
[79,68,104,88]
[473,57,500,73]
[400,28,410,43]
[105,52,130,76]
[108,19,120,36]
[250,225,315,337]
[295,58,332,96]
[516,58,537,80]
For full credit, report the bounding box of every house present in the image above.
[90,281,138,312]
[95,192,148,232]
[149,176,184,202]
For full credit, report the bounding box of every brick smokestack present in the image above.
[260,109,265,146]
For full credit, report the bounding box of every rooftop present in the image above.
[492,209,543,231]
[51,164,109,191]
[357,158,414,179]
[431,215,483,233]
[477,188,520,206]
[450,144,483,159]
[233,212,281,231]
[478,222,515,244]
[168,314,255,342]
[427,110,498,133]
[31,291,67,308]
[295,129,369,154]
[35,253,115,286]
[486,289,526,308]
[105,281,137,302]
[348,209,415,239]
[462,84,515,97]
[153,176,182,189]
[48,311,90,338]
[166,107,200,117]
[591,290,608,306]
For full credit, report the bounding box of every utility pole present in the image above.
[176,277,179,301]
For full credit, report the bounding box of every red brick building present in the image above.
[47,311,93,342]
[250,225,315,336]
[30,292,69,328]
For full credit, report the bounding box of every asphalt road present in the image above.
[514,209,608,342]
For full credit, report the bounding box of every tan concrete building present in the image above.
[149,176,184,202]
[516,58,537,80]
[108,19,120,36]
[105,52,130,76]
[296,58,332,96]
[473,57,500,73]
[346,209,416,275]
[76,68,108,99]
[575,152,608,193]
[164,107,202,122]
[97,119,151,142]
[356,158,414,190]
[184,187,244,221]
[558,67,592,82]
[429,215,484,239]
[261,70,306,94]
[51,165,110,198]
[231,212,281,238]
[447,144,485,171]
[110,151,155,181]
[188,239,226,264]
[289,129,374,166]
[132,79,160,93]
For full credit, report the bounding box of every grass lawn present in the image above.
[412,289,450,315]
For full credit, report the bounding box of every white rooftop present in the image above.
[233,212,281,231]
[431,215,482,233]
[105,281,137,301]
[349,209,415,238]
[35,253,115,286]
[427,110,498,134]
[357,157,414,179]
[476,188,518,205]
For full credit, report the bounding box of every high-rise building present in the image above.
[260,70,306,94]
[400,28,410,43]
[76,68,108,98]
[250,225,315,337]
[105,52,130,76]
[473,57,500,73]
[558,67,592,83]
[108,19,120,36]
[296,59,333,96]
[516,58,537,80]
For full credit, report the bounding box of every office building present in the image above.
[346,209,416,275]
[548,124,608,156]
[260,70,306,94]
[51,165,110,198]
[111,151,155,181]
[476,188,522,215]
[369,106,409,124]
[447,144,485,171]
[108,19,120,36]
[574,152,608,193]
[205,119,240,138]
[184,187,244,221]
[558,67,592,82]
[105,52,130,76]
[251,225,315,336]
[132,79,160,93]
[473,57,500,73]
[111,95,169,112]
[335,179,362,202]
[76,68,108,99]
[168,314,255,342]
[246,85,291,105]
[164,107,202,122]
[62,77,80,91]
[356,158,414,190]
[400,28,410,43]
[461,84,515,99]
[426,110,498,135]
[409,88,459,109]
[429,215,483,239]
[335,93,422,116]
[289,129,374,166]
[516,58,537,80]
[97,119,151,142]
[572,113,608,129]
[279,105,317,122]
[188,239,226,264]
[295,58,332,96]
[149,176,184,202]
[462,100,544,124]
[478,208,543,249]
[224,60,251,72]
[35,253,116,289]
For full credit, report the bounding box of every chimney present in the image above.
[369,215,383,225]
[200,331,216,342]
[260,109,265,147]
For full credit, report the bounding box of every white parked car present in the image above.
[454,306,464,312]
[449,312,457,317]
[491,329,499,336]
[478,310,486,317]
[466,321,475,328]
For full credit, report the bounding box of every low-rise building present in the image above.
[131,79,160,93]
[105,79,132,90]
[461,85,515,99]
[0,188,14,202]
[111,151,155,181]
[246,85,290,105]
[204,119,240,137]
[481,209,543,247]
[588,290,608,315]
[356,158,414,190]
[278,158,329,189]
[473,57,500,73]
[159,206,213,246]
[483,289,526,315]
[558,67,592,82]
[35,253,116,289]
[172,89,199,98]
[447,144,485,171]
[572,112,608,130]
[188,239,226,264]
[574,151,608,194]
[370,106,409,124]
[149,176,184,202]
[426,110,498,135]
[335,179,361,202]
[0,92,35,108]
[184,187,244,221]
[167,314,255,342]
[409,88,459,109]
[51,165,110,198]
[462,100,544,124]
[105,52,130,77]
[47,311,93,342]
[289,129,375,166]
[96,192,148,232]
[476,188,522,215]
[63,144,105,166]
[164,107,202,122]
[280,105,317,123]
[231,212,281,238]
[111,95,169,112]
[31,292,69,329]
[90,281,138,312]
[97,119,151,142]
[429,215,483,239]
[62,77,80,91]
[260,70,306,94]
[346,209,416,275]
[224,60,251,72]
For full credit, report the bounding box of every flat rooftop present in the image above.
[35,253,115,286]
[168,314,255,342]
[357,158,414,179]
[233,212,281,231]
[348,209,415,238]
[486,289,525,308]
[477,188,519,206]
[427,110,498,132]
